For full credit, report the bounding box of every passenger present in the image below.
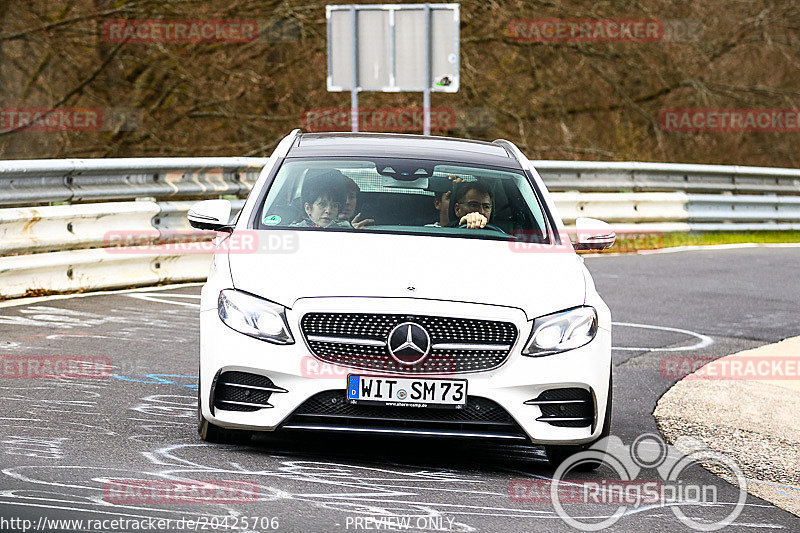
[338,176,374,229]
[425,190,451,227]
[290,171,352,228]
[426,175,462,227]
[449,180,493,229]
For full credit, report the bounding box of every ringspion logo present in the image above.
[510,479,666,504]
[515,434,747,531]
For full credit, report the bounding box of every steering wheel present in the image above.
[458,222,508,234]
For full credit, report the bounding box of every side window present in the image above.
[259,171,303,227]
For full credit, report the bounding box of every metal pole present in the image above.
[389,7,396,89]
[351,6,359,132]
[423,4,431,136]
[423,89,430,136]
[351,90,359,133]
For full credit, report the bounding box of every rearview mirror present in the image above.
[572,217,616,251]
[187,199,233,232]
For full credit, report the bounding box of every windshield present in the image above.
[254,157,550,242]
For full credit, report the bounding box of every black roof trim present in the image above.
[289,132,519,169]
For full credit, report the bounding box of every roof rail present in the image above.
[491,138,526,163]
[274,128,302,158]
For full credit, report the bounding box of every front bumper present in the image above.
[200,297,612,446]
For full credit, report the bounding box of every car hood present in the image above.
[228,230,586,320]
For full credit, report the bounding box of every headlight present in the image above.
[217,289,294,344]
[522,306,597,356]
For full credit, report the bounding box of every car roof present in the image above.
[289,132,522,169]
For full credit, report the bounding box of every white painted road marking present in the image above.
[612,322,714,352]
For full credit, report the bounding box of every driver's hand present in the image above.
[459,212,487,229]
[351,212,375,229]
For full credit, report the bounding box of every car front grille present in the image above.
[280,390,528,440]
[300,312,518,374]
[525,387,594,428]
[213,371,287,412]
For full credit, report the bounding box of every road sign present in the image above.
[326,4,460,134]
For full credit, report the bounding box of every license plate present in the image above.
[347,375,467,408]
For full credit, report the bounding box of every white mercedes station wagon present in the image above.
[189,130,615,468]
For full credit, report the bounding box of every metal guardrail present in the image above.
[687,194,800,222]
[0,200,246,255]
[1,157,799,299]
[1,247,211,298]
[538,161,800,230]
[2,157,800,206]
[0,157,267,206]
[533,161,800,195]
[553,192,689,224]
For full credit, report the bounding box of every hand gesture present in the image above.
[351,212,374,229]
[459,212,487,229]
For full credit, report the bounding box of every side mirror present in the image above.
[572,217,616,251]
[187,199,233,232]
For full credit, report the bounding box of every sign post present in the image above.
[326,3,460,135]
[350,5,359,132]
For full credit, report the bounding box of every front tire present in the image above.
[545,373,613,471]
[197,380,252,444]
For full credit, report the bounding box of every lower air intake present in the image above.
[525,387,594,428]
[280,390,529,440]
[213,371,287,412]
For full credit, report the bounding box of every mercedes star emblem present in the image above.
[387,322,431,365]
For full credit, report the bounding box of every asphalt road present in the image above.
[0,246,798,532]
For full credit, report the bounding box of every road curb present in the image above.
[654,336,800,516]
[0,281,203,309]
[580,241,800,258]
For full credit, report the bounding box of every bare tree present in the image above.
[0,0,798,166]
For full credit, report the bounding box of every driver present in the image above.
[450,180,493,229]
